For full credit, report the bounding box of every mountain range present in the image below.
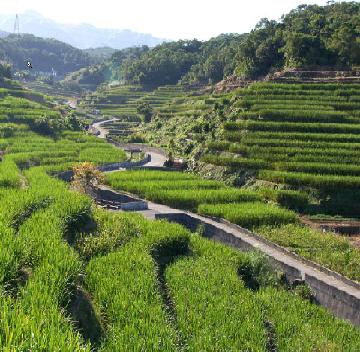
[0,11,165,49]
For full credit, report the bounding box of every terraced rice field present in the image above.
[0,89,126,172]
[203,82,360,216]
[1,166,359,350]
[83,84,230,145]
[0,81,359,349]
[106,169,360,282]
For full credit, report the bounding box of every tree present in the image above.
[0,62,11,79]
[137,102,153,123]
[71,162,105,197]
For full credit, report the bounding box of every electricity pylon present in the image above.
[14,14,20,36]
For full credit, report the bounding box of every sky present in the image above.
[0,0,354,40]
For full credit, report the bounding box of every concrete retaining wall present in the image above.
[156,212,360,327]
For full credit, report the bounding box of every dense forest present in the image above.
[64,46,149,86]
[117,2,360,87]
[64,2,360,89]
[0,34,91,76]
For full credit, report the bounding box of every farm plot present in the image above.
[106,169,360,282]
[0,83,359,350]
[203,82,360,216]
[106,170,297,227]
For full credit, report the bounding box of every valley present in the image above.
[0,1,360,350]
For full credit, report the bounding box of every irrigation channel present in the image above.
[89,119,360,327]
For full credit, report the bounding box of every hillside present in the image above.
[202,82,360,217]
[0,34,91,76]
[1,1,360,349]
[0,81,358,349]
[63,46,149,88]
[0,11,165,49]
[84,2,359,88]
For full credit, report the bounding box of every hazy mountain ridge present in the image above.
[0,11,165,49]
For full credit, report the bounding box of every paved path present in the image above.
[91,119,167,167]
[92,118,118,139]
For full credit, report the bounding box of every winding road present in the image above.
[91,119,167,167]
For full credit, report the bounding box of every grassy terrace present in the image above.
[106,169,360,282]
[0,88,126,173]
[83,83,230,145]
[0,81,359,349]
[203,82,360,216]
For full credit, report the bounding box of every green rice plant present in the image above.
[257,224,360,282]
[206,141,231,151]
[76,209,143,260]
[225,130,360,143]
[247,110,351,124]
[259,188,310,212]
[201,154,270,169]
[242,145,360,159]
[146,189,262,211]
[0,168,92,351]
[78,147,126,164]
[106,170,200,183]
[165,234,268,351]
[259,170,360,190]
[108,179,224,197]
[224,121,360,134]
[85,220,189,351]
[198,202,298,229]
[2,210,91,351]
[248,82,360,91]
[241,138,360,151]
[257,287,360,350]
[275,162,360,176]
[0,158,21,188]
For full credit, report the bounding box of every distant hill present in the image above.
[0,34,91,75]
[83,47,118,63]
[0,11,166,49]
[0,30,8,38]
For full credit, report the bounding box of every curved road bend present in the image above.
[91,119,167,167]
[92,118,118,139]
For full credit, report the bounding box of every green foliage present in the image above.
[136,102,153,122]
[165,235,268,351]
[235,2,360,78]
[258,223,360,282]
[257,286,360,351]
[124,40,201,86]
[106,170,261,211]
[198,202,298,229]
[0,34,90,75]
[76,209,143,260]
[0,62,11,80]
[0,159,20,188]
[85,220,189,351]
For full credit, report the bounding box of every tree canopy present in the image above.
[0,34,91,76]
[122,2,360,85]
